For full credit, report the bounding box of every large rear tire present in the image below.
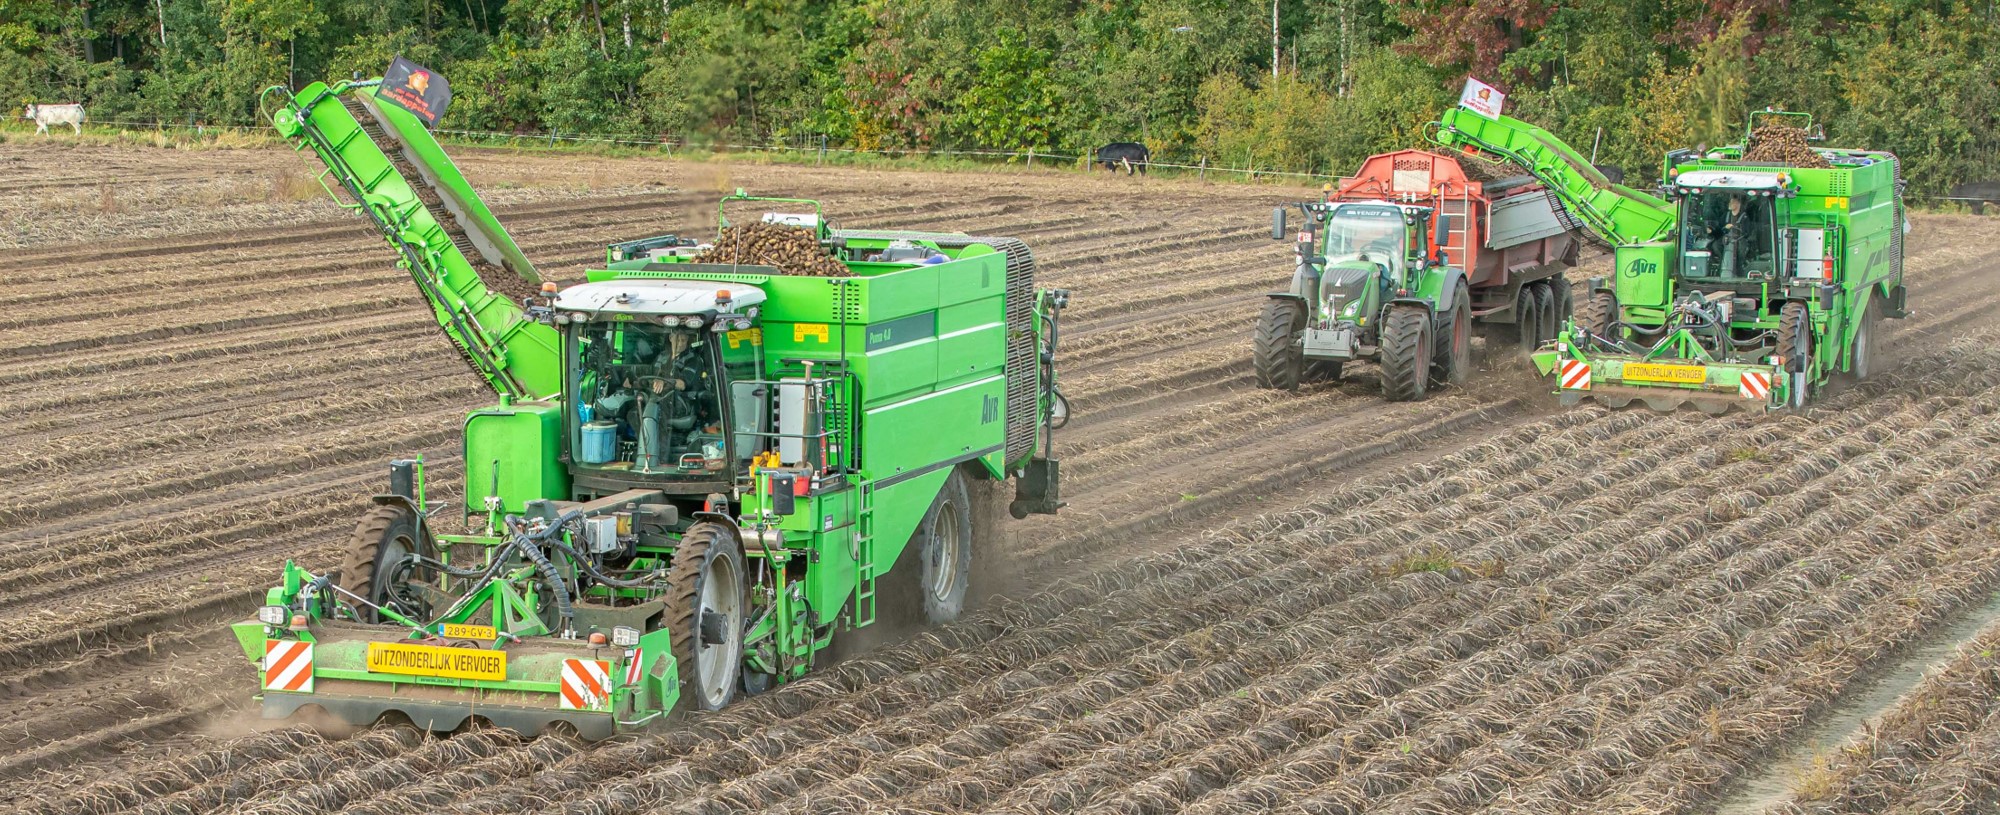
[338,504,432,623]
[1253,298,1306,391]
[1433,282,1472,388]
[1849,301,1877,381]
[666,523,747,712]
[1379,305,1432,402]
[915,469,974,624]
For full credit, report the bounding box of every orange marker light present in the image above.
[588,632,608,646]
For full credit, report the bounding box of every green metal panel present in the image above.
[1613,243,1674,307]
[464,401,571,515]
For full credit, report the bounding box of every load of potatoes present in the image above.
[691,222,849,277]
[1742,122,1833,169]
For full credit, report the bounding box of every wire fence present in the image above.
[21,116,2000,202]
[44,115,1351,183]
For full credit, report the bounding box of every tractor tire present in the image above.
[1775,301,1811,374]
[666,522,747,712]
[1253,298,1306,391]
[338,504,433,624]
[1532,281,1558,346]
[1515,284,1543,354]
[1379,305,1432,402]
[1581,290,1618,339]
[1433,281,1472,388]
[1848,301,1878,381]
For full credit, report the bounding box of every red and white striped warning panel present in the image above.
[624,648,646,688]
[1558,359,1592,390]
[561,658,612,710]
[263,640,314,693]
[1741,370,1772,401]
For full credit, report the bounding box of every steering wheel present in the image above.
[631,375,678,393]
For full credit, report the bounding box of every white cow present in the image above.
[24,103,85,135]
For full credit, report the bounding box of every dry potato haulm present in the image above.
[5,94,2000,815]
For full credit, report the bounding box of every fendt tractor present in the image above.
[1255,149,1583,400]
[237,75,1067,739]
[1433,105,1908,412]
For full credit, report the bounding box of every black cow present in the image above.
[1951,180,2000,215]
[1095,142,1149,175]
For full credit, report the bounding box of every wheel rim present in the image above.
[1853,323,1870,379]
[695,553,743,708]
[928,500,962,605]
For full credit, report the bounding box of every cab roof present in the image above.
[554,279,766,316]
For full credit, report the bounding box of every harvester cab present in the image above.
[240,70,1068,741]
[1433,102,1908,412]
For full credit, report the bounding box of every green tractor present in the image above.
[1255,148,1584,400]
[239,74,1066,739]
[1434,105,1908,412]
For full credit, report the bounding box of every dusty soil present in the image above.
[4,138,2000,814]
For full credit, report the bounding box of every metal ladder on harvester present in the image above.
[852,481,878,626]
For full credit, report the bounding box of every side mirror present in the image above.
[1272,207,1288,241]
[1431,214,1453,265]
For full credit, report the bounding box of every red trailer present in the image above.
[1326,149,1583,349]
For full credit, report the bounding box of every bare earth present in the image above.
[4,138,2000,815]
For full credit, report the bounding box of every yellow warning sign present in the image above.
[1623,362,1707,384]
[793,323,829,343]
[439,623,497,641]
[366,642,507,681]
[726,328,763,349]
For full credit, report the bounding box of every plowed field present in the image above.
[5,139,2000,814]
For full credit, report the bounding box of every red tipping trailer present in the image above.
[1327,149,1583,349]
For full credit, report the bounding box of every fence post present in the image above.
[549,130,558,148]
[1200,156,1207,180]
[818,134,826,166]
[1026,148,1035,169]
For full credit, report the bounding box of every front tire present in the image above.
[1775,301,1811,373]
[666,523,747,712]
[1253,298,1307,391]
[1379,305,1432,402]
[338,504,432,623]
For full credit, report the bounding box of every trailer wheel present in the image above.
[1380,305,1431,402]
[1775,301,1811,373]
[1581,291,1618,339]
[666,523,747,712]
[1253,298,1306,391]
[338,504,433,623]
[1515,284,1543,354]
[1433,281,1472,388]
[1532,282,1558,346]
[1554,275,1574,325]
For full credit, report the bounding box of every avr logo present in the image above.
[1624,257,1658,278]
[981,395,1000,424]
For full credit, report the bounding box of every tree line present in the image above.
[5,0,1997,195]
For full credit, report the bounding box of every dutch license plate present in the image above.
[439,623,497,640]
[366,641,507,681]
[1623,362,1707,384]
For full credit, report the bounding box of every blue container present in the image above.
[580,420,618,464]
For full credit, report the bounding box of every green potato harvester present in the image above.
[240,74,1068,739]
